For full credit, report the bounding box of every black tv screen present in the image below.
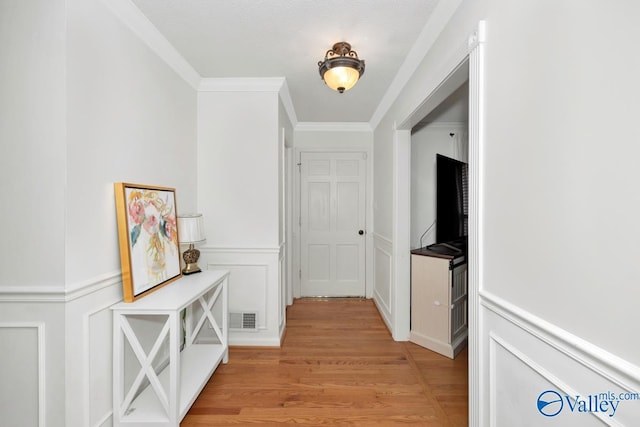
[435,154,468,244]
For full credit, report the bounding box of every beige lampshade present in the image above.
[177,214,206,244]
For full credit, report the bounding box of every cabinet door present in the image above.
[411,255,450,344]
[450,263,468,342]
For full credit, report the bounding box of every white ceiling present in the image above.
[131,0,443,123]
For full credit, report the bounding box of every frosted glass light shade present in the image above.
[178,214,206,244]
[323,66,361,93]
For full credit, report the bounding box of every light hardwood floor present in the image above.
[183,298,468,426]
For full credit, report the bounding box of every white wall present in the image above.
[278,97,295,320]
[294,124,372,149]
[477,3,640,423]
[0,1,67,426]
[0,0,198,425]
[64,0,197,423]
[197,90,279,248]
[482,0,640,367]
[65,0,197,286]
[371,0,473,340]
[0,0,66,289]
[373,0,640,425]
[197,86,286,345]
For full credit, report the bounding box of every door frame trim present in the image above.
[293,147,373,299]
[392,21,485,427]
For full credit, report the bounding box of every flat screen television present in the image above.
[435,154,468,246]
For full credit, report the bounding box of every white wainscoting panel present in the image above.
[202,247,284,346]
[482,291,640,427]
[66,275,122,427]
[211,263,268,328]
[84,302,116,427]
[490,333,607,427]
[0,298,65,427]
[372,233,393,333]
[0,323,44,427]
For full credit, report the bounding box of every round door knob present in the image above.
[358,230,364,235]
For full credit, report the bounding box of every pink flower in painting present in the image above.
[143,214,159,235]
[128,200,145,224]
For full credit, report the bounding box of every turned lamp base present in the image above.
[182,243,201,275]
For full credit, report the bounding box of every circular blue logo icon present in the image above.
[537,390,563,417]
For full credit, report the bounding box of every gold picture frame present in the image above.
[114,183,182,302]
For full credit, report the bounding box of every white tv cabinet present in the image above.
[410,247,467,359]
[112,269,229,426]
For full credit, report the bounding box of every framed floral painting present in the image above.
[114,183,182,302]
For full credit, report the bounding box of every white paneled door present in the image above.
[300,152,366,297]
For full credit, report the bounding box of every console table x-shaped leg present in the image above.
[112,271,229,426]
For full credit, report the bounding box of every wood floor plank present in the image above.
[182,298,468,426]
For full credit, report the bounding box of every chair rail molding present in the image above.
[0,271,122,303]
[201,246,281,255]
[482,290,640,426]
[0,287,66,302]
[481,290,640,389]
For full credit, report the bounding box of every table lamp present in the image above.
[177,213,206,275]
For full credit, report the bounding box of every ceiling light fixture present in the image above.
[318,42,365,93]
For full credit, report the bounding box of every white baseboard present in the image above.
[372,291,392,333]
[409,330,467,359]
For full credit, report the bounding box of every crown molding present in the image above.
[198,77,299,127]
[198,77,286,92]
[295,122,372,132]
[369,0,463,130]
[278,79,298,128]
[102,1,302,126]
[102,0,201,89]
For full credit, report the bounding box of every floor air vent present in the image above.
[229,312,258,331]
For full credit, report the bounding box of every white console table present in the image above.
[112,269,229,426]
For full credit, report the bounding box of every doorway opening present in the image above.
[393,22,485,426]
[409,79,469,359]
